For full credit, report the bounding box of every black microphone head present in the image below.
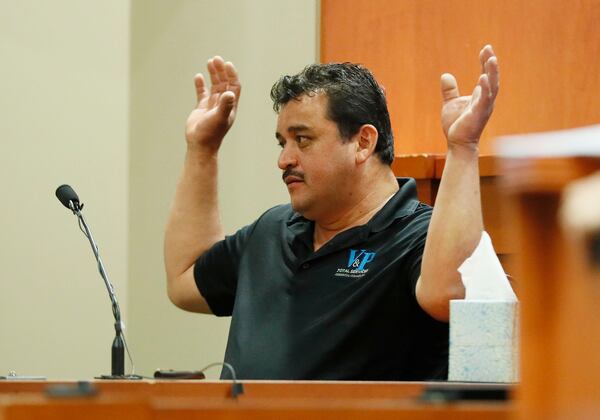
[55,184,80,210]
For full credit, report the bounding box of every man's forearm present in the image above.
[416,144,483,321]
[164,148,224,297]
[163,56,240,312]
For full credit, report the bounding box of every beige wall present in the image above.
[0,0,317,379]
[0,0,130,378]
[129,0,318,378]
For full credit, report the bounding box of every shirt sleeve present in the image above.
[401,203,433,298]
[194,222,257,316]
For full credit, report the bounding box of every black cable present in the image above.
[200,362,244,398]
[154,362,243,398]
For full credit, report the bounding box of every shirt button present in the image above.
[301,263,310,269]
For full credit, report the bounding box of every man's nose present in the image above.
[278,144,297,170]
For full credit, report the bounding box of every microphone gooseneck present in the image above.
[55,184,137,379]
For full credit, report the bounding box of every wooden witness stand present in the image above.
[0,380,514,419]
[501,156,600,419]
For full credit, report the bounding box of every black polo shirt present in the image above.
[194,178,448,380]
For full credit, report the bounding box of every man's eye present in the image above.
[296,136,309,144]
[277,140,285,148]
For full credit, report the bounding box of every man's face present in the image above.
[275,93,357,221]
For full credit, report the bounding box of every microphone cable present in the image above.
[199,362,244,398]
[154,362,244,398]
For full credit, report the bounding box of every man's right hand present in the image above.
[185,56,241,154]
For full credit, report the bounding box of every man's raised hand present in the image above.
[440,45,499,148]
[185,56,241,154]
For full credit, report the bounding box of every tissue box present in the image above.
[448,300,519,382]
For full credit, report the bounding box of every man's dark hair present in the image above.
[270,63,394,165]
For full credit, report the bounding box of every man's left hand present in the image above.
[440,45,499,148]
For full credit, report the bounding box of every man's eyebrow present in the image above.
[275,124,313,137]
[275,125,314,141]
[287,124,312,133]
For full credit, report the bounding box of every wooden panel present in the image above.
[153,398,513,420]
[391,154,438,204]
[0,394,150,420]
[391,154,437,179]
[321,0,600,155]
[500,157,600,419]
[0,381,515,420]
[434,155,498,178]
[393,155,513,255]
[0,380,423,400]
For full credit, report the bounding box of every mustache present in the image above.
[282,168,304,182]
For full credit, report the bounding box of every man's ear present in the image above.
[355,124,378,164]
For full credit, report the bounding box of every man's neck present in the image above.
[313,171,398,251]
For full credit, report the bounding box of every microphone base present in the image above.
[95,374,144,380]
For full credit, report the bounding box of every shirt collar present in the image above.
[367,177,421,233]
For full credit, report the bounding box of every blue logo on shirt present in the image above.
[347,249,376,270]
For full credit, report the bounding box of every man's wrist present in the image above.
[185,141,221,160]
[185,143,220,164]
[447,141,480,156]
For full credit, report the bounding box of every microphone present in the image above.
[55,184,82,212]
[55,184,139,380]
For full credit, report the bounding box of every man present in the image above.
[164,46,499,380]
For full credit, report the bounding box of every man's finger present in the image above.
[479,44,494,74]
[193,73,206,105]
[224,61,241,98]
[207,57,221,88]
[485,56,499,100]
[441,73,460,102]
[213,56,228,89]
[472,74,491,114]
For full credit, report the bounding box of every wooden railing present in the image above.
[0,380,514,419]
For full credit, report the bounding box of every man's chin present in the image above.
[290,198,314,220]
[289,198,304,213]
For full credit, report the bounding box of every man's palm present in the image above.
[441,87,488,145]
[439,46,499,147]
[185,57,241,152]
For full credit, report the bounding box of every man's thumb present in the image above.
[217,91,236,117]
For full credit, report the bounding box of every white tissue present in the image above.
[458,231,516,301]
